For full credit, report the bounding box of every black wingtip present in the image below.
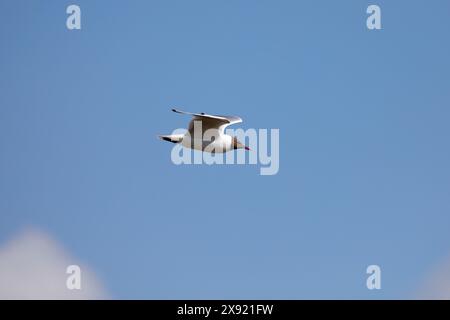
[171,108,178,113]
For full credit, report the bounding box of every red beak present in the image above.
[245,146,251,151]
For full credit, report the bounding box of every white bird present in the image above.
[159,108,250,153]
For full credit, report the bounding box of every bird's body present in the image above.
[159,109,250,153]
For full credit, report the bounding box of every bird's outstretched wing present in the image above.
[172,108,242,135]
[172,108,242,124]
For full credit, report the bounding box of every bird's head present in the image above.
[232,136,251,151]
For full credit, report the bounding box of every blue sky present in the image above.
[1,0,450,299]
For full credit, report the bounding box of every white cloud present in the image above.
[0,228,108,299]
[418,256,450,300]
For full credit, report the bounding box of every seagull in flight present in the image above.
[159,108,250,153]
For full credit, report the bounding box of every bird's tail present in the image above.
[158,134,184,144]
